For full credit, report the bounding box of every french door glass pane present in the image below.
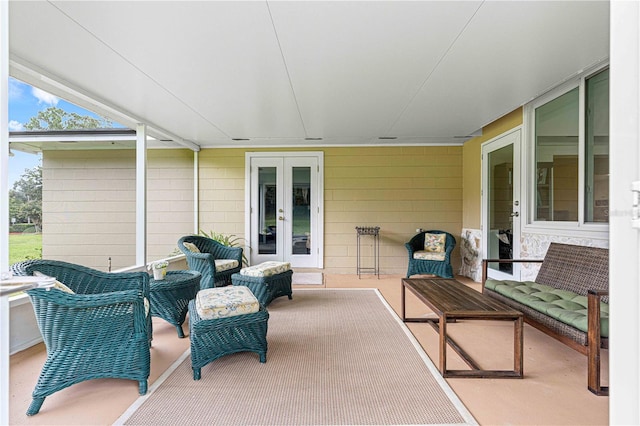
[292,167,311,255]
[258,167,276,255]
[488,144,513,274]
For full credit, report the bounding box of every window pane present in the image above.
[291,167,311,255]
[258,167,277,255]
[585,69,609,223]
[534,88,579,221]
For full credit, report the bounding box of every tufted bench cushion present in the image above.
[195,286,259,320]
[485,279,609,337]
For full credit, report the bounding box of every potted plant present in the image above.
[199,230,249,266]
[148,260,168,280]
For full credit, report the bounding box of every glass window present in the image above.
[585,69,609,223]
[531,66,609,226]
[534,88,579,222]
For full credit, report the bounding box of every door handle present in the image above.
[279,216,284,221]
[510,212,519,217]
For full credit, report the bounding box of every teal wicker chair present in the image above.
[405,230,456,279]
[23,260,151,416]
[177,235,243,288]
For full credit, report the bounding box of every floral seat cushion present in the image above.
[240,261,291,277]
[413,251,446,261]
[195,285,259,320]
[215,259,240,272]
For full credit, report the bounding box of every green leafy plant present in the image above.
[198,230,249,266]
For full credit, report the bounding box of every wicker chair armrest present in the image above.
[404,242,416,254]
[210,244,243,261]
[27,288,145,309]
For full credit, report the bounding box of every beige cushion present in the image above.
[183,242,200,253]
[240,261,291,277]
[423,233,446,253]
[33,271,74,294]
[413,251,446,261]
[196,286,259,319]
[215,259,240,272]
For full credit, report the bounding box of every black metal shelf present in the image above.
[355,226,380,279]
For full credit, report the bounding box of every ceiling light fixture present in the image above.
[305,137,323,141]
[232,138,250,141]
[378,136,398,140]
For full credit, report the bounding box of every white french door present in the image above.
[482,129,521,280]
[246,152,323,268]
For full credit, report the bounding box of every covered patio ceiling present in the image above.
[8,1,609,150]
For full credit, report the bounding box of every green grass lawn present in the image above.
[9,233,42,265]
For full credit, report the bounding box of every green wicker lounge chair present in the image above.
[23,260,151,416]
[405,230,456,279]
[177,235,243,288]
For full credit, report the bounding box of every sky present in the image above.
[7,77,122,186]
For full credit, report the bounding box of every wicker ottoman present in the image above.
[231,261,293,306]
[189,286,269,380]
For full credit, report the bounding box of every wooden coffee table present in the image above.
[401,278,523,378]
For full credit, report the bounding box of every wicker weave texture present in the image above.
[189,300,269,379]
[231,269,293,306]
[150,270,201,337]
[536,243,609,298]
[177,235,243,288]
[24,260,151,416]
[405,230,456,279]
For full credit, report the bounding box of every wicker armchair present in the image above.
[23,260,151,416]
[177,235,243,288]
[405,230,456,279]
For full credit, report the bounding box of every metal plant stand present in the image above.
[355,226,380,279]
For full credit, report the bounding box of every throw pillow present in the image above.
[423,233,446,253]
[183,242,200,253]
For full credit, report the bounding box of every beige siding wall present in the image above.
[323,146,462,274]
[197,146,462,274]
[43,149,194,271]
[198,149,246,237]
[43,146,462,274]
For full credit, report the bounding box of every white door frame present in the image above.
[481,128,522,281]
[245,152,324,268]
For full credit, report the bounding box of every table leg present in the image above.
[514,316,524,377]
[439,314,447,375]
[401,281,406,321]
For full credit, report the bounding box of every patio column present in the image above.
[610,1,640,424]
[136,124,147,267]
[1,1,10,423]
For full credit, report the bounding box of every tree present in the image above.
[25,106,113,130]
[9,166,42,231]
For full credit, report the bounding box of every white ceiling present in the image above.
[8,1,609,151]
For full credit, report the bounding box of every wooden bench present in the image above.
[481,242,609,395]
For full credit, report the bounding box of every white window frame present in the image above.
[522,61,609,239]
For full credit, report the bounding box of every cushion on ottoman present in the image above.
[240,261,291,277]
[196,286,259,320]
